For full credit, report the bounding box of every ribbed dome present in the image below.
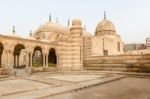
[95,18,116,36]
[36,21,70,34]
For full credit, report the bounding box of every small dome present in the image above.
[72,19,81,26]
[36,21,70,34]
[95,18,116,36]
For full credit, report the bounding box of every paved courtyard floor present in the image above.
[0,79,53,96]
[46,74,103,82]
[48,76,150,99]
[0,72,150,99]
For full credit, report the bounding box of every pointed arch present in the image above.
[32,46,43,67]
[48,48,57,66]
[13,44,25,68]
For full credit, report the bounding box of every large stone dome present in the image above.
[36,21,70,34]
[95,16,116,36]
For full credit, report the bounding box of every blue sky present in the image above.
[0,0,150,43]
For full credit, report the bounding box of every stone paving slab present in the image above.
[0,75,125,99]
[56,70,150,76]
[24,74,75,85]
[48,76,150,99]
[46,74,105,82]
[0,79,53,96]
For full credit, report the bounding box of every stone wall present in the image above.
[91,35,123,56]
[83,37,150,73]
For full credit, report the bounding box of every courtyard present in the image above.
[0,72,150,99]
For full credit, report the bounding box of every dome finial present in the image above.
[12,25,15,33]
[49,13,51,21]
[68,19,70,26]
[29,29,32,37]
[56,17,58,23]
[104,11,106,19]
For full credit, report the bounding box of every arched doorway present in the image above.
[13,44,25,68]
[32,46,43,67]
[48,48,57,67]
[0,43,4,67]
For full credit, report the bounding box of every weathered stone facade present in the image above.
[0,14,150,75]
[0,19,84,73]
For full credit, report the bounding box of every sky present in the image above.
[0,0,150,43]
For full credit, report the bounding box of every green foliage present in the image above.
[32,63,42,67]
[32,63,56,67]
[48,63,56,67]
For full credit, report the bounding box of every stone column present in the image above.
[30,52,33,67]
[15,55,17,67]
[26,52,29,67]
[6,50,9,67]
[43,54,45,67]
[17,55,19,67]
[46,54,48,67]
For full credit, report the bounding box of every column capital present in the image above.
[46,54,48,67]
[43,53,47,56]
[4,49,9,53]
[43,51,48,55]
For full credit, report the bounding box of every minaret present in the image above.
[67,19,70,26]
[70,19,83,70]
[49,14,51,21]
[29,29,32,37]
[104,11,106,19]
[12,25,15,33]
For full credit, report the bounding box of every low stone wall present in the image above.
[84,54,150,73]
[83,36,150,73]
[0,68,8,75]
[32,67,58,73]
